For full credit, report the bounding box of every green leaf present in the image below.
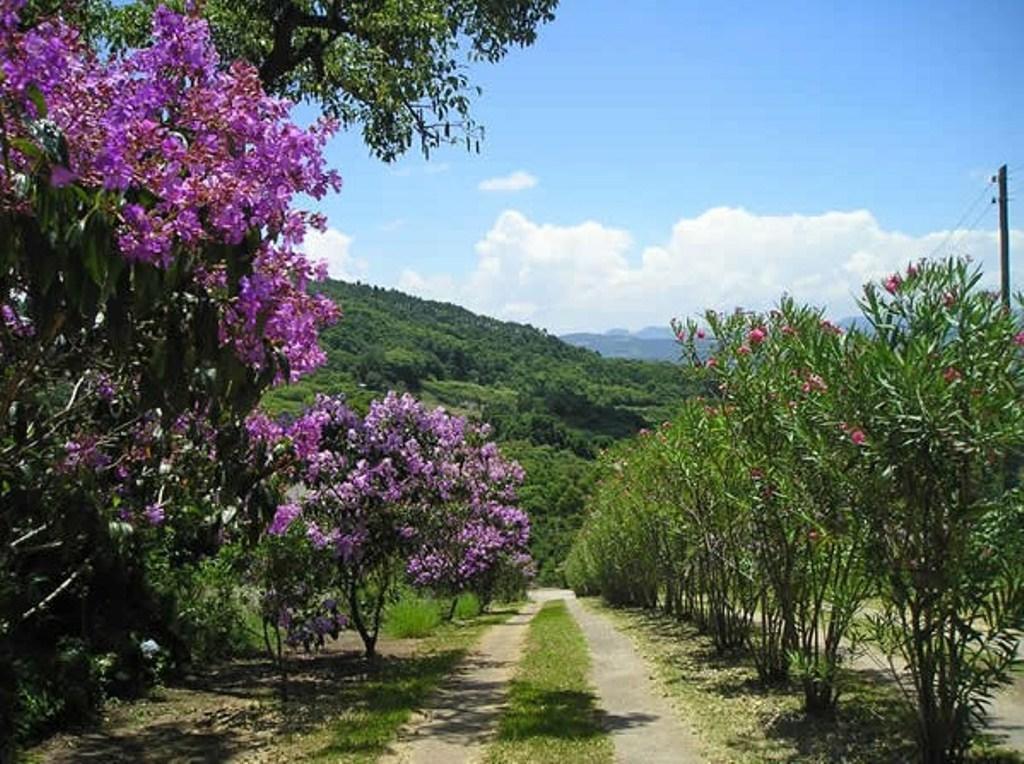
[26,84,47,118]
[9,137,43,161]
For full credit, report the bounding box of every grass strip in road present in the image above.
[286,605,521,763]
[485,599,613,764]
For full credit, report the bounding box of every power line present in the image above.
[944,199,996,258]
[926,179,996,260]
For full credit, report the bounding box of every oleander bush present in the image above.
[568,258,1024,761]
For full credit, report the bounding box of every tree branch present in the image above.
[258,4,351,89]
[20,557,91,623]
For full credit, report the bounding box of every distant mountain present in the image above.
[633,325,676,340]
[560,326,682,362]
[837,315,872,332]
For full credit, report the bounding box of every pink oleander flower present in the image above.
[737,344,751,356]
[884,273,903,294]
[706,357,717,368]
[802,373,827,393]
[850,429,867,446]
[943,366,962,383]
[1015,332,1024,347]
[748,326,767,345]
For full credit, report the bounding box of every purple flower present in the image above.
[49,164,77,187]
[0,3,341,380]
[268,503,302,536]
[95,373,115,402]
[144,502,165,526]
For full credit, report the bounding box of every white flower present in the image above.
[140,638,160,657]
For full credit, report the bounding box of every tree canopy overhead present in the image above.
[82,0,559,161]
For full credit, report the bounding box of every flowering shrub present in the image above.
[844,260,1024,760]
[567,258,1024,759]
[247,393,531,658]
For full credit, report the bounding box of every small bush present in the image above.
[148,543,263,664]
[383,596,442,638]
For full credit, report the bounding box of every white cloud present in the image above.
[302,227,366,281]
[478,170,538,193]
[397,207,1020,333]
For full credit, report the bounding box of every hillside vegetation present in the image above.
[264,280,694,582]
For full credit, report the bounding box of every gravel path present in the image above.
[563,592,703,764]
[379,592,560,764]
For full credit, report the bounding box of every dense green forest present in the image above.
[264,280,695,582]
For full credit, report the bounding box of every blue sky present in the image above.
[304,0,1024,333]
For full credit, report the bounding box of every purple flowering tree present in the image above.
[405,440,531,617]
[0,2,341,734]
[249,393,532,658]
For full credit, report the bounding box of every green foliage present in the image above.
[502,443,596,585]
[10,638,110,743]
[452,592,482,620]
[569,259,1024,761]
[87,0,559,161]
[146,543,262,664]
[265,280,691,444]
[383,595,443,639]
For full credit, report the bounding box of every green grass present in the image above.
[485,600,613,764]
[282,607,520,763]
[383,595,443,638]
[452,592,481,620]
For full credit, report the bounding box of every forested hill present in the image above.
[266,280,693,458]
[263,280,695,583]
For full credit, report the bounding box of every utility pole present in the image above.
[997,164,1009,308]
